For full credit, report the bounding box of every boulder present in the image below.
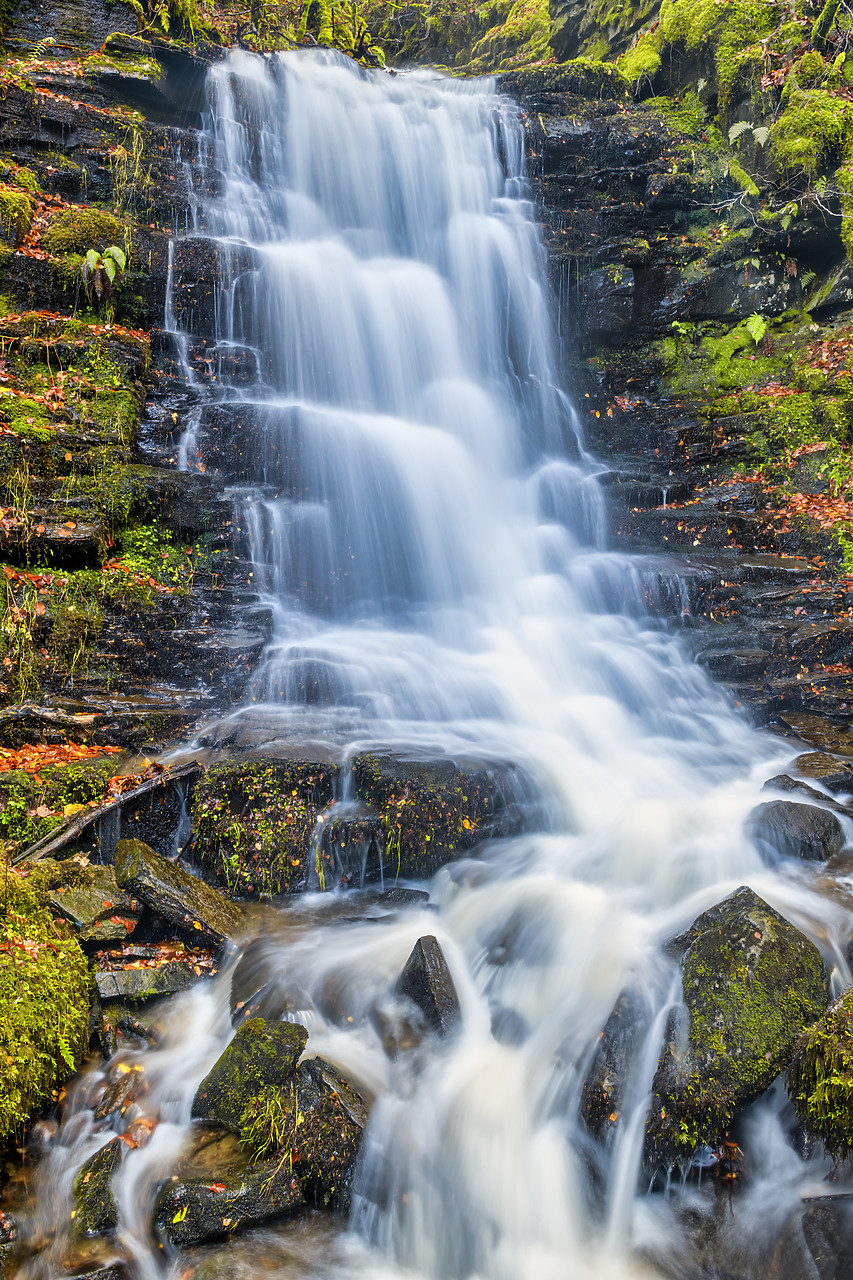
[792,752,853,794]
[191,1017,308,1130]
[746,800,845,863]
[646,887,829,1164]
[48,865,141,944]
[767,1200,853,1280]
[154,1154,304,1248]
[290,1057,369,1211]
[190,757,338,896]
[397,936,461,1038]
[72,1137,122,1237]
[351,753,529,881]
[114,838,249,945]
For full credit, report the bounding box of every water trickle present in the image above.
[16,48,852,1280]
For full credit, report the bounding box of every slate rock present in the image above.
[72,1137,122,1237]
[746,799,845,863]
[191,1017,308,1130]
[95,962,201,1003]
[792,752,853,794]
[114,838,248,945]
[397,936,461,1037]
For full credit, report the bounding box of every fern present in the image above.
[745,312,768,345]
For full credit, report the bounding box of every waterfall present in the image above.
[19,50,850,1280]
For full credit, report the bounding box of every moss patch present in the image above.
[788,988,853,1160]
[0,856,90,1141]
[41,208,126,257]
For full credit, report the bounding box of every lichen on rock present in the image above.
[646,886,829,1164]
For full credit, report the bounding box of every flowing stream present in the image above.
[17,49,853,1280]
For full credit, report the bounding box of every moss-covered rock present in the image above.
[0,858,90,1141]
[72,1136,122,1237]
[0,186,32,248]
[114,838,249,946]
[351,753,525,881]
[154,1149,304,1247]
[41,208,126,258]
[646,886,829,1164]
[191,757,338,897]
[787,988,853,1161]
[288,1057,368,1212]
[505,56,628,97]
[191,1017,309,1130]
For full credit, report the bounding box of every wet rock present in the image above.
[376,887,431,906]
[646,887,829,1164]
[775,712,853,757]
[95,962,202,1003]
[746,800,845,863]
[229,936,298,1024]
[397,936,461,1038]
[762,774,853,821]
[767,1199,853,1280]
[191,1017,308,1130]
[114,838,249,945]
[48,866,140,943]
[190,757,338,896]
[72,1137,122,1237]
[580,990,647,1139]
[352,753,529,881]
[792,752,853,794]
[292,1057,370,1211]
[370,997,426,1058]
[490,1006,529,1047]
[155,1153,304,1247]
[697,648,769,680]
[94,1065,144,1121]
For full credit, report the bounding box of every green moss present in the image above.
[509,57,629,97]
[788,989,853,1159]
[770,89,851,176]
[193,1017,308,1130]
[81,53,161,79]
[0,185,32,246]
[41,208,126,258]
[617,31,662,88]
[0,856,90,1140]
[468,0,551,72]
[729,156,759,195]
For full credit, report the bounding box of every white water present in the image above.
[19,49,853,1280]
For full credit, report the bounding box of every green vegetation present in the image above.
[788,990,853,1161]
[42,209,126,258]
[0,185,32,246]
[0,856,90,1140]
[240,1083,299,1161]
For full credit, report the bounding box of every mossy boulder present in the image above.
[351,753,526,881]
[154,1151,304,1247]
[0,753,125,850]
[504,57,629,98]
[72,1136,122,1237]
[190,757,338,896]
[191,1017,308,1130]
[646,886,829,1164]
[787,988,853,1160]
[288,1057,369,1212]
[114,838,249,946]
[746,800,845,863]
[0,859,90,1141]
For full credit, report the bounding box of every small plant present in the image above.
[745,312,768,345]
[80,245,126,311]
[728,120,770,148]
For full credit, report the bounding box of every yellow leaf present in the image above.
[63,802,86,816]
[172,1205,188,1223]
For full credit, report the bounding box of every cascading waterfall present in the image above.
[17,49,853,1280]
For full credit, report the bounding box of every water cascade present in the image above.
[17,49,853,1280]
